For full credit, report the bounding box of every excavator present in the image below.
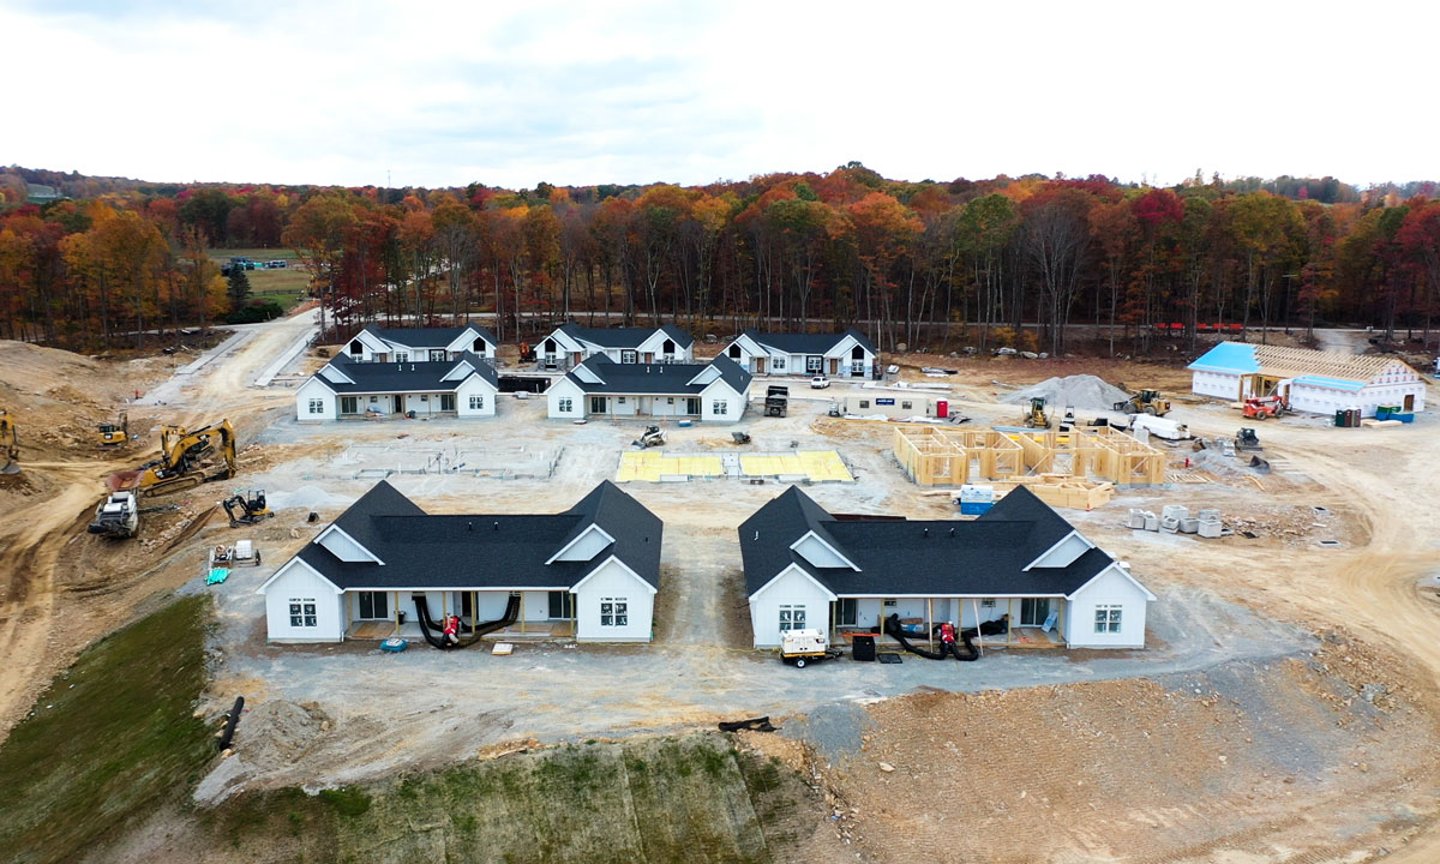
[1113,389,1171,416]
[0,409,18,474]
[110,419,238,495]
[221,489,273,526]
[518,341,537,363]
[97,412,129,447]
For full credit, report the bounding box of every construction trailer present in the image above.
[838,394,953,420]
[893,425,1165,489]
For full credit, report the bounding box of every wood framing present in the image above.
[893,426,1165,489]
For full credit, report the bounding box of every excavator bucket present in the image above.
[0,458,18,476]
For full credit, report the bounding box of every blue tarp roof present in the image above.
[1187,342,1260,374]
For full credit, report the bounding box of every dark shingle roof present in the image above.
[318,352,497,393]
[291,480,661,591]
[366,324,498,349]
[742,328,877,357]
[563,355,747,396]
[559,323,694,350]
[739,485,1111,599]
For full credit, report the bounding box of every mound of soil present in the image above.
[1000,374,1130,412]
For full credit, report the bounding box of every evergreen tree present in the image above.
[226,266,251,313]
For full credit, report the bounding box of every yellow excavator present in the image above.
[97,412,129,447]
[0,409,18,474]
[110,419,238,495]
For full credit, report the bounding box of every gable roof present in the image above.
[739,485,1125,600]
[1188,340,1414,386]
[315,351,498,393]
[282,480,661,592]
[741,328,877,356]
[557,322,694,350]
[562,355,749,396]
[363,324,498,349]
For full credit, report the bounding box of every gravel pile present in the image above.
[1001,375,1131,412]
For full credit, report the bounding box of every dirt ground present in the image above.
[7,319,1440,864]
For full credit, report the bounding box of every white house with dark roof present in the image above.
[536,323,693,369]
[721,329,878,378]
[258,480,662,644]
[740,486,1154,650]
[545,354,751,423]
[343,324,498,364]
[295,352,499,421]
[1188,341,1425,418]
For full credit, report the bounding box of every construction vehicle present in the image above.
[1113,389,1171,416]
[112,419,237,495]
[96,412,129,447]
[518,341,537,362]
[764,385,789,417]
[0,409,17,474]
[221,489,273,526]
[1242,395,1289,421]
[1022,397,1050,429]
[779,628,844,667]
[632,425,665,448]
[1235,427,1262,452]
[209,539,261,567]
[88,490,139,539]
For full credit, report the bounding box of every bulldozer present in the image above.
[1113,389,1171,416]
[0,409,18,474]
[221,489,273,526]
[1022,397,1050,429]
[97,412,129,447]
[111,419,238,496]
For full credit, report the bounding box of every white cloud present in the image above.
[4,0,1436,189]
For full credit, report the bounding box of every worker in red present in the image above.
[443,613,460,647]
[939,621,957,646]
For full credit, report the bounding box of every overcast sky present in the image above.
[5,0,1435,190]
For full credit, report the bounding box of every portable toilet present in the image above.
[935,398,948,419]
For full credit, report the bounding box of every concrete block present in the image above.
[1179,517,1199,534]
[1143,513,1159,532]
[1127,508,1146,529]
[1162,505,1189,521]
[1197,508,1221,522]
[1198,519,1223,539]
[1160,516,1180,534]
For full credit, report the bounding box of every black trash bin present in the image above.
[852,634,877,662]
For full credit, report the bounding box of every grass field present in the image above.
[210,249,313,311]
[0,595,214,864]
[199,735,817,863]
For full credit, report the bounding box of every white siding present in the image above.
[443,329,494,360]
[455,376,498,417]
[546,378,586,419]
[1029,532,1092,569]
[749,566,835,648]
[637,330,693,362]
[551,524,612,562]
[792,533,852,569]
[317,526,380,562]
[1065,566,1150,648]
[521,591,551,623]
[296,378,338,421]
[573,559,655,642]
[700,381,746,423]
[403,393,445,417]
[264,563,344,642]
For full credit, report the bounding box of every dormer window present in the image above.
[349,340,363,356]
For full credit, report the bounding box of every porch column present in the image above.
[972,599,984,657]
[1007,598,1014,646]
[926,598,934,651]
[519,593,526,633]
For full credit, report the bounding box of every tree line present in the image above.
[2,165,1439,354]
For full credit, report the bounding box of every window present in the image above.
[981,598,997,608]
[851,345,866,360]
[666,397,674,404]
[395,352,408,362]
[357,592,388,620]
[617,396,627,404]
[806,355,822,373]
[590,396,607,413]
[1094,604,1122,634]
[429,349,447,361]
[663,338,675,355]
[349,340,363,356]
[548,591,573,619]
[340,397,358,414]
[473,338,487,353]
[1021,598,1051,627]
[600,598,628,627]
[858,400,870,409]
[469,395,485,410]
[851,361,865,377]
[558,397,573,413]
[307,398,324,414]
[686,398,701,415]
[728,344,742,358]
[773,356,786,371]
[837,598,858,627]
[779,605,806,632]
[713,399,728,415]
[901,401,913,410]
[621,350,638,364]
[289,599,317,628]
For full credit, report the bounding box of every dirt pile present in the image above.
[239,700,333,773]
[1000,374,1130,412]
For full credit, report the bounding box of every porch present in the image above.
[338,392,459,419]
[341,589,579,643]
[830,595,1069,651]
[346,619,575,643]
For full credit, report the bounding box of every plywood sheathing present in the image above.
[893,426,1164,488]
[1248,344,1406,383]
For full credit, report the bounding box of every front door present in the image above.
[590,396,608,414]
[755,357,766,374]
[1020,598,1051,627]
[686,397,700,415]
[1405,394,1415,411]
[830,358,839,375]
[440,394,456,412]
[392,395,404,414]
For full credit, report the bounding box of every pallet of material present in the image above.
[1360,419,1404,428]
[993,477,1114,510]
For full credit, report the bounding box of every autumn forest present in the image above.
[2,164,1439,356]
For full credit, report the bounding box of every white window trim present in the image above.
[469,395,485,410]
[779,604,806,632]
[289,598,318,628]
[600,597,629,628]
[712,399,728,415]
[1094,604,1123,634]
[307,399,324,414]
